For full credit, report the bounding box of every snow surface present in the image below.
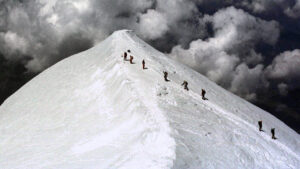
[0,30,299,169]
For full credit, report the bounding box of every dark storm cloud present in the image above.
[238,0,300,18]
[0,53,36,105]
[170,6,279,100]
[0,0,198,70]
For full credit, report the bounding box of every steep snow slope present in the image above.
[0,30,299,169]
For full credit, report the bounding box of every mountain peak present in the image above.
[106,29,136,43]
[0,30,299,169]
[110,29,133,37]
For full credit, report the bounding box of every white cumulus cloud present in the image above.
[137,10,169,39]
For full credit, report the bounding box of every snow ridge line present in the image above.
[109,36,176,168]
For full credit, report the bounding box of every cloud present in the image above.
[0,0,201,71]
[0,31,28,59]
[285,0,300,18]
[170,39,240,87]
[193,0,300,19]
[170,6,279,99]
[137,9,169,39]
[156,0,196,22]
[265,49,300,81]
[0,1,298,99]
[238,0,286,12]
[278,83,288,96]
[230,63,269,101]
[136,0,197,40]
[231,0,300,18]
[203,6,279,50]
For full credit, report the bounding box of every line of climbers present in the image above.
[164,71,207,100]
[258,120,277,139]
[122,49,277,140]
[123,50,208,100]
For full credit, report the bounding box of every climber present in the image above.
[163,71,170,82]
[128,49,131,53]
[130,55,134,64]
[271,128,277,139]
[181,81,189,91]
[123,52,127,61]
[142,59,147,69]
[202,89,207,100]
[258,121,263,132]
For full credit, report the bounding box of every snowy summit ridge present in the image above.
[0,30,299,169]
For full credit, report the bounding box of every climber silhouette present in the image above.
[142,60,147,69]
[202,89,207,100]
[123,52,127,61]
[182,81,189,91]
[130,55,134,64]
[258,121,263,132]
[163,71,170,82]
[271,128,277,139]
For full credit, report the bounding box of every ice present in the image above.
[0,30,299,169]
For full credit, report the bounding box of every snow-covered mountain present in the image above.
[0,30,299,169]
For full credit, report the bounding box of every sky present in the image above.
[0,0,299,133]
